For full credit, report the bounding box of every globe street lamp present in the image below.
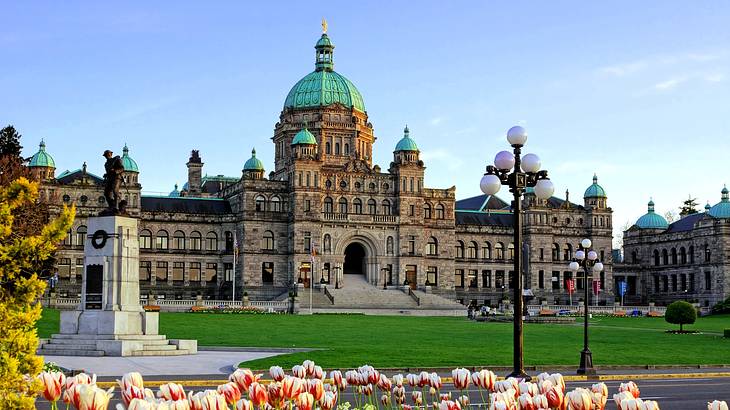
[480,126,555,380]
[568,238,604,375]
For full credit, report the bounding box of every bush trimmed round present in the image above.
[665,300,697,332]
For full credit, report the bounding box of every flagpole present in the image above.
[233,231,237,303]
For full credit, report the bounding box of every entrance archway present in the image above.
[344,243,366,275]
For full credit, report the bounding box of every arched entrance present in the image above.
[344,243,366,275]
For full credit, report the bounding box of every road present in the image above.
[35,375,729,409]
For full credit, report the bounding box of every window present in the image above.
[563,244,572,261]
[205,263,217,282]
[190,231,202,251]
[631,251,637,263]
[408,236,416,255]
[323,234,332,253]
[689,246,695,263]
[539,270,545,289]
[540,248,544,261]
[381,199,391,215]
[435,204,445,219]
[304,232,311,252]
[409,204,415,216]
[427,237,438,256]
[468,270,478,288]
[705,271,712,290]
[508,243,515,260]
[653,250,660,266]
[335,142,340,154]
[482,270,492,288]
[225,231,234,252]
[324,197,334,213]
[262,262,274,283]
[224,263,233,281]
[496,270,505,289]
[172,262,184,282]
[344,143,350,155]
[140,230,152,249]
[325,142,331,154]
[423,204,432,219]
[353,198,362,214]
[368,199,377,214]
[57,258,71,278]
[455,241,465,258]
[304,199,311,212]
[680,247,687,264]
[156,230,169,250]
[662,249,668,265]
[62,229,73,246]
[662,276,669,292]
[263,231,275,250]
[426,266,438,286]
[483,242,492,259]
[156,261,168,281]
[140,261,151,281]
[338,197,348,213]
[704,245,711,262]
[654,275,660,293]
[270,196,282,212]
[552,243,560,261]
[76,225,87,246]
[255,195,266,211]
[467,241,478,259]
[75,258,83,279]
[455,269,464,288]
[190,262,201,281]
[552,271,560,290]
[386,236,394,255]
[680,274,687,291]
[173,231,186,250]
[495,242,505,260]
[689,273,695,292]
[206,232,218,251]
[671,248,677,265]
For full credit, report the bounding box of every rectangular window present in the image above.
[538,270,544,289]
[156,235,168,250]
[654,275,660,293]
[552,271,560,290]
[508,270,515,288]
[455,269,464,288]
[468,269,478,288]
[224,263,234,281]
[705,271,712,290]
[172,262,184,281]
[262,262,274,283]
[190,262,201,281]
[57,258,71,278]
[689,273,695,292]
[680,274,687,291]
[482,270,491,288]
[426,266,437,286]
[75,258,84,280]
[173,235,185,250]
[496,270,505,289]
[304,232,311,252]
[304,200,311,212]
[662,275,669,292]
[539,248,544,261]
[206,234,217,251]
[408,236,416,255]
[140,234,152,249]
[190,236,201,251]
[156,261,168,281]
[409,204,415,216]
[140,261,152,281]
[205,263,218,282]
[671,274,677,292]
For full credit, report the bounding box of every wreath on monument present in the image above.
[91,229,108,249]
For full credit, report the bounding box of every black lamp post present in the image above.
[568,238,604,376]
[480,126,555,380]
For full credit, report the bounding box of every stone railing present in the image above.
[41,298,288,312]
[526,304,668,316]
[323,287,335,305]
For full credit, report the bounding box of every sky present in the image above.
[2,1,729,246]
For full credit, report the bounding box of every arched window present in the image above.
[368,199,377,214]
[435,204,445,219]
[689,246,695,263]
[338,197,348,213]
[680,247,687,264]
[455,241,465,258]
[140,229,152,249]
[255,195,266,212]
[482,242,492,259]
[564,243,573,261]
[335,142,340,154]
[386,236,394,255]
[423,203,432,219]
[704,244,711,262]
[671,248,677,265]
[262,262,274,284]
[323,234,332,253]
[381,199,391,215]
[662,249,668,265]
[631,251,637,263]
[353,198,362,214]
[508,243,515,260]
[262,231,275,250]
[76,225,87,246]
[225,231,234,252]
[653,250,660,266]
[324,197,334,213]
[496,242,505,259]
[467,241,478,259]
[156,230,169,250]
[190,231,202,251]
[552,243,561,261]
[173,230,185,250]
[206,232,218,251]
[427,237,438,256]
[344,143,350,155]
[325,142,331,154]
[270,196,282,212]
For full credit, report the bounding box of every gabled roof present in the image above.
[665,212,705,233]
[455,194,509,212]
[141,196,231,215]
[56,169,104,185]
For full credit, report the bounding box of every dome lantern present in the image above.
[121,143,139,173]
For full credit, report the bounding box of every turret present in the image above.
[243,148,265,180]
[186,150,203,197]
[584,174,607,209]
[28,140,56,181]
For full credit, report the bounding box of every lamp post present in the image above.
[568,238,604,376]
[480,126,555,380]
[334,265,341,289]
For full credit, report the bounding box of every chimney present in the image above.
[186,150,203,197]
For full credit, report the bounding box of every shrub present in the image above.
[712,296,730,314]
[725,329,730,338]
[665,300,697,332]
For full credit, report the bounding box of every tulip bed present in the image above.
[36,362,729,409]
[38,310,730,369]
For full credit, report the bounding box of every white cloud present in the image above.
[600,60,649,77]
[705,73,725,83]
[653,77,687,90]
[429,117,444,126]
[420,148,464,171]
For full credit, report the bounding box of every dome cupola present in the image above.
[29,139,55,168]
[584,174,606,198]
[243,148,265,171]
[291,125,318,146]
[121,144,139,173]
[635,199,669,230]
[394,125,419,152]
[708,185,730,218]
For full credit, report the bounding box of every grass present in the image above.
[37,310,730,369]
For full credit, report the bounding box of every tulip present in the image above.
[320,391,337,410]
[406,373,419,387]
[77,384,114,410]
[266,382,283,408]
[306,379,324,402]
[378,374,392,392]
[532,394,549,410]
[393,386,406,404]
[282,376,304,401]
[538,380,553,395]
[312,366,324,380]
[439,392,452,401]
[121,385,155,407]
[403,405,413,410]
[591,391,607,410]
[709,401,729,410]
[297,392,314,410]
[381,393,391,406]
[419,371,431,387]
[125,398,157,410]
[236,398,254,410]
[247,382,268,407]
[458,395,470,408]
[302,360,315,376]
[117,372,145,391]
[518,381,538,397]
[64,373,97,407]
[452,368,470,390]
[614,392,635,408]
[412,390,423,405]
[230,369,261,392]
[564,388,592,410]
[518,393,536,410]
[619,398,645,410]
[291,365,306,379]
[367,369,380,385]
[472,369,497,391]
[269,366,285,382]
[590,382,608,398]
[439,400,462,410]
[162,399,192,410]
[545,385,564,409]
[158,383,187,401]
[38,371,66,406]
[641,400,660,410]
[362,384,374,396]
[619,381,640,399]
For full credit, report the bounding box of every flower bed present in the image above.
[142,305,160,312]
[189,305,271,314]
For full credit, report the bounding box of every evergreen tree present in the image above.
[0,125,23,158]
[680,196,699,217]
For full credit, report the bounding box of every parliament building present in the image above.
[29,28,615,308]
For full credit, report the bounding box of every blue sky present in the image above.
[3,1,729,245]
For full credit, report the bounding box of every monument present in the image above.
[38,150,197,356]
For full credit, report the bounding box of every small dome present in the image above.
[28,140,55,168]
[316,33,333,47]
[394,126,419,152]
[243,148,265,171]
[708,185,730,218]
[169,183,180,197]
[292,126,318,145]
[705,202,712,212]
[635,199,669,229]
[584,174,607,198]
[121,144,139,172]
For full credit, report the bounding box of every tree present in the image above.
[0,125,23,158]
[680,196,699,217]
[663,210,678,224]
[665,300,697,332]
[0,177,74,409]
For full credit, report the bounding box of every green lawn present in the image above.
[37,310,730,369]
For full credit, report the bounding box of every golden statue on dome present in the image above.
[321,18,328,34]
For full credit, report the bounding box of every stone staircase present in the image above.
[38,334,194,357]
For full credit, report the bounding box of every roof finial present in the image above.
[252,148,256,156]
[39,139,46,150]
[321,18,328,34]
[82,161,87,174]
[123,143,129,155]
[593,173,598,183]
[404,125,409,136]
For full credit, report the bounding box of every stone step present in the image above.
[37,348,105,357]
[50,334,167,341]
[41,343,99,350]
[129,349,190,356]
[139,343,177,351]
[43,338,98,346]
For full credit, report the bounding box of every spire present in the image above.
[648,198,655,213]
[706,201,712,212]
[314,22,334,72]
[123,143,129,155]
[404,125,409,136]
[722,185,729,202]
[251,148,257,157]
[593,173,598,184]
[39,139,46,150]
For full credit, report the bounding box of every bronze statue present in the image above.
[101,150,125,215]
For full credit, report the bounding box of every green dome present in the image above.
[28,140,55,168]
[283,33,365,112]
[708,185,730,218]
[394,126,419,152]
[121,144,139,172]
[584,174,606,198]
[636,199,669,229]
[292,126,318,145]
[169,183,180,197]
[243,148,265,171]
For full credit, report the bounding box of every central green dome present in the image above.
[121,144,139,173]
[283,33,365,112]
[636,199,669,230]
[29,140,55,168]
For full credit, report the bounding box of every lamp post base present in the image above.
[507,369,532,381]
[577,348,596,375]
